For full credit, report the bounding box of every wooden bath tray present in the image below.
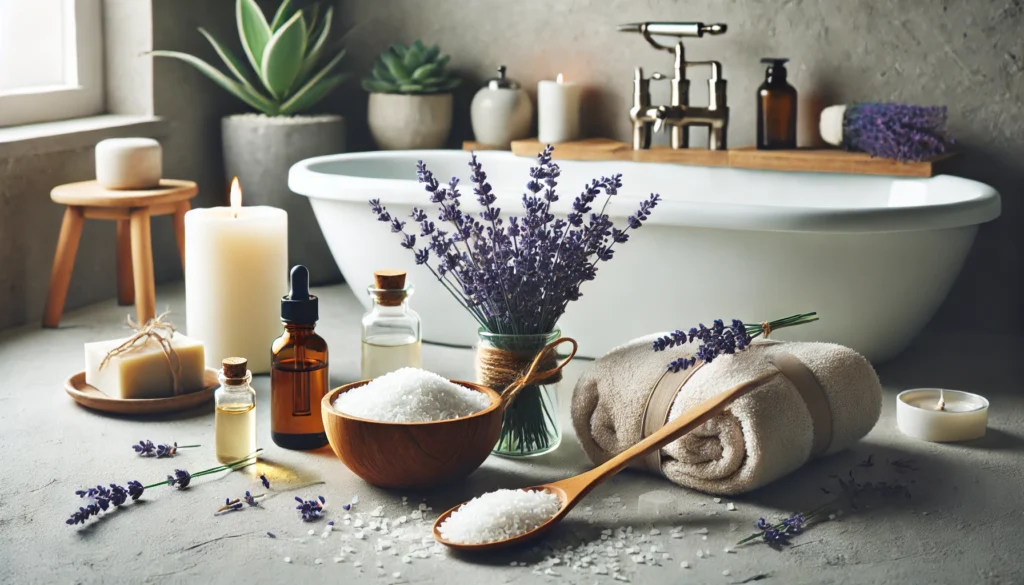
[463,138,953,177]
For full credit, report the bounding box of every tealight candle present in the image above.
[537,73,582,143]
[184,178,287,373]
[896,388,989,442]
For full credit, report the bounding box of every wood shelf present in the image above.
[464,138,953,177]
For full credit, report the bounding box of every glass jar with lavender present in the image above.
[477,329,562,457]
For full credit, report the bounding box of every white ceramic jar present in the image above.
[95,137,163,190]
[470,66,533,149]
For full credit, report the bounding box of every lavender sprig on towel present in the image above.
[369,145,661,335]
[653,313,818,372]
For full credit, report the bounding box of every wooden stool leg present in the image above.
[129,207,156,324]
[116,219,135,306]
[172,200,189,272]
[43,206,86,328]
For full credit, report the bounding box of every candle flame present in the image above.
[556,73,564,83]
[230,177,242,218]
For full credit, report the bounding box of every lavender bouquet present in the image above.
[370,146,660,455]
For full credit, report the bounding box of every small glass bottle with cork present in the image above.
[215,357,256,463]
[361,269,422,379]
[271,265,329,450]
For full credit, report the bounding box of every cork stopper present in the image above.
[373,270,408,307]
[222,357,248,380]
[374,269,407,290]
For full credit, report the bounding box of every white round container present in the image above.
[470,66,533,149]
[896,389,989,442]
[95,137,163,190]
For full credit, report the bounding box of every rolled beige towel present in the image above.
[571,337,881,495]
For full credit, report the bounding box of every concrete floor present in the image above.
[1,283,1022,585]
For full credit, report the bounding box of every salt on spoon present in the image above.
[432,371,778,550]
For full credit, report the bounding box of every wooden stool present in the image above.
[43,179,199,328]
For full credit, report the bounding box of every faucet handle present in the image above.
[651,72,667,81]
[652,106,670,133]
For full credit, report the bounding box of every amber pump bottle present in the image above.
[756,58,797,149]
[271,265,328,450]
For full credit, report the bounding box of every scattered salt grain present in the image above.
[283,557,292,563]
[314,558,323,565]
[723,569,731,576]
[726,503,737,511]
[681,561,690,569]
[724,547,735,554]
[829,513,836,520]
[333,368,490,422]
[354,561,362,568]
[694,527,709,535]
[333,557,344,563]
[696,550,705,558]
[437,489,561,545]
[393,572,401,579]
[376,560,384,568]
[307,529,315,536]
[713,497,722,503]
[702,535,708,541]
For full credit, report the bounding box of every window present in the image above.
[0,0,103,127]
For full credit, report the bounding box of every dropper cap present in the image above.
[281,265,319,324]
[760,58,789,81]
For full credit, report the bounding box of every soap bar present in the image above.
[84,333,206,399]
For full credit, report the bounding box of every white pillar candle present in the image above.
[537,73,582,143]
[185,178,287,373]
[896,388,989,442]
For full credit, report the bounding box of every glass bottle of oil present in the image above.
[271,265,328,450]
[756,58,798,149]
[215,357,256,463]
[361,270,422,379]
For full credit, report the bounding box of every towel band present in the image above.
[768,352,833,457]
[637,349,833,476]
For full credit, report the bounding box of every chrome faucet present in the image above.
[618,22,729,150]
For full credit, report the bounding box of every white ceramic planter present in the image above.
[367,92,453,150]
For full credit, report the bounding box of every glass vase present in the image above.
[476,329,562,458]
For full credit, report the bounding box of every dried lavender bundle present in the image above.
[843,102,951,162]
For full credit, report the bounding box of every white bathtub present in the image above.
[289,150,1000,362]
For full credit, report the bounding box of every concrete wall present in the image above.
[330,0,1024,335]
[0,0,238,331]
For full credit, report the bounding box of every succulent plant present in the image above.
[362,41,460,94]
[152,0,349,116]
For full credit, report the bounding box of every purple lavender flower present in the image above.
[244,491,259,507]
[295,495,325,521]
[155,442,178,458]
[260,474,270,489]
[843,102,951,162]
[132,440,156,456]
[126,480,144,500]
[167,469,191,490]
[66,482,140,525]
[368,146,660,336]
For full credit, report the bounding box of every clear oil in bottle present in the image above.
[215,357,257,463]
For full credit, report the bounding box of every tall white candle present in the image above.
[537,73,582,143]
[185,178,287,373]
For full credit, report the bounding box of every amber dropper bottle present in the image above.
[271,265,329,450]
[756,58,798,149]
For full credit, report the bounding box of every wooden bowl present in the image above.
[321,380,503,489]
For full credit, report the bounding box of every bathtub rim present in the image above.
[289,150,1001,234]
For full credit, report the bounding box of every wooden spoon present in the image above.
[432,369,778,551]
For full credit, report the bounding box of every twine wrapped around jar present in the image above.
[476,336,579,404]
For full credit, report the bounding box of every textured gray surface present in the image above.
[331,0,1024,338]
[1,284,1022,584]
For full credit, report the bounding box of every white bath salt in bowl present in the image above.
[333,368,491,422]
[438,489,562,545]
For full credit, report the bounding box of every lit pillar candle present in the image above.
[185,178,287,373]
[537,73,582,143]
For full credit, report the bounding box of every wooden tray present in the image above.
[65,369,218,415]
[482,138,953,177]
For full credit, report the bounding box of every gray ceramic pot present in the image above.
[222,113,345,284]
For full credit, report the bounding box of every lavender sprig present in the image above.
[132,440,200,457]
[65,450,262,527]
[653,313,819,372]
[296,495,326,522]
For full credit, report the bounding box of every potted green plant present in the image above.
[152,0,350,282]
[362,41,460,150]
